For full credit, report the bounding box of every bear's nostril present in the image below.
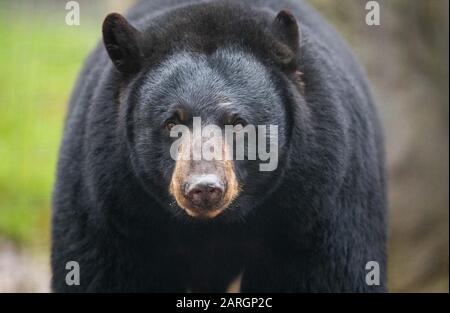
[185,176,225,210]
[188,185,223,206]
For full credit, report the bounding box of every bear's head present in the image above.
[102,3,305,221]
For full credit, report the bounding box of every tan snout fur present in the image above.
[169,134,239,218]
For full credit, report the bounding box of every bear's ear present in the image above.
[102,13,142,75]
[271,10,300,65]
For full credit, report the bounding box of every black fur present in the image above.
[52,0,387,292]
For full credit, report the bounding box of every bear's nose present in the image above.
[184,175,224,210]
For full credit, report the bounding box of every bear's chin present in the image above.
[183,208,224,219]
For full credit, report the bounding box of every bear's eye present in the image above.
[232,117,247,128]
[164,118,178,131]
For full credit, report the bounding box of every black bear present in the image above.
[52,0,387,292]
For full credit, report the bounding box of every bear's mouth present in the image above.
[170,169,240,219]
[170,178,237,219]
[183,206,225,219]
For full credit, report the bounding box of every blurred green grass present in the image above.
[0,6,98,246]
